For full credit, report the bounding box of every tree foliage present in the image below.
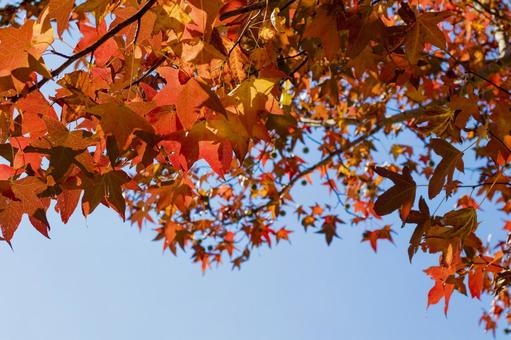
[0,0,510,333]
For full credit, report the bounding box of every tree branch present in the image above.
[12,0,158,102]
[248,106,427,216]
[298,105,424,128]
[124,54,168,89]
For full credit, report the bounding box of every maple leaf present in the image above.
[347,45,380,79]
[88,103,155,150]
[448,95,480,130]
[456,195,480,210]
[0,196,23,243]
[316,215,343,245]
[153,67,182,106]
[228,78,277,113]
[440,207,478,241]
[198,140,233,176]
[424,265,455,315]
[146,107,178,136]
[275,227,292,243]
[468,267,484,300]
[362,226,395,252]
[156,221,182,253]
[185,0,222,39]
[16,90,59,138]
[480,313,497,337]
[81,170,130,219]
[0,164,15,180]
[487,104,511,165]
[428,139,464,199]
[414,105,460,140]
[227,77,278,138]
[161,119,236,175]
[175,77,226,130]
[181,39,225,66]
[111,5,157,44]
[303,6,340,59]
[47,0,74,37]
[418,208,478,269]
[0,21,46,75]
[75,21,120,67]
[346,10,386,58]
[406,197,431,262]
[75,0,114,22]
[0,18,52,90]
[373,166,416,221]
[404,8,451,64]
[301,215,315,230]
[221,36,248,83]
[55,186,81,224]
[26,117,94,179]
[11,176,47,216]
[37,116,93,150]
[148,177,194,214]
[207,111,252,158]
[0,176,49,241]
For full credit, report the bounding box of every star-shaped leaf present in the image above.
[428,138,464,199]
[374,166,416,221]
[88,103,155,150]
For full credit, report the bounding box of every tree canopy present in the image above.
[0,0,510,334]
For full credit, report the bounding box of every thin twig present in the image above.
[11,0,158,102]
[288,56,308,76]
[125,54,168,89]
[219,0,297,21]
[227,9,260,58]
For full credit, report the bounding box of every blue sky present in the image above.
[0,194,495,340]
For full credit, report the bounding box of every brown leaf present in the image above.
[362,226,395,252]
[428,139,464,199]
[81,170,130,219]
[303,6,340,59]
[374,166,416,221]
[88,103,155,150]
[404,11,451,64]
[406,197,431,262]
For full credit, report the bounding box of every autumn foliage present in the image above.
[0,0,511,334]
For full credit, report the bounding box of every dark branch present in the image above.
[11,0,158,102]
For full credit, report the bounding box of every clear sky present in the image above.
[0,187,496,340]
[0,2,498,339]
